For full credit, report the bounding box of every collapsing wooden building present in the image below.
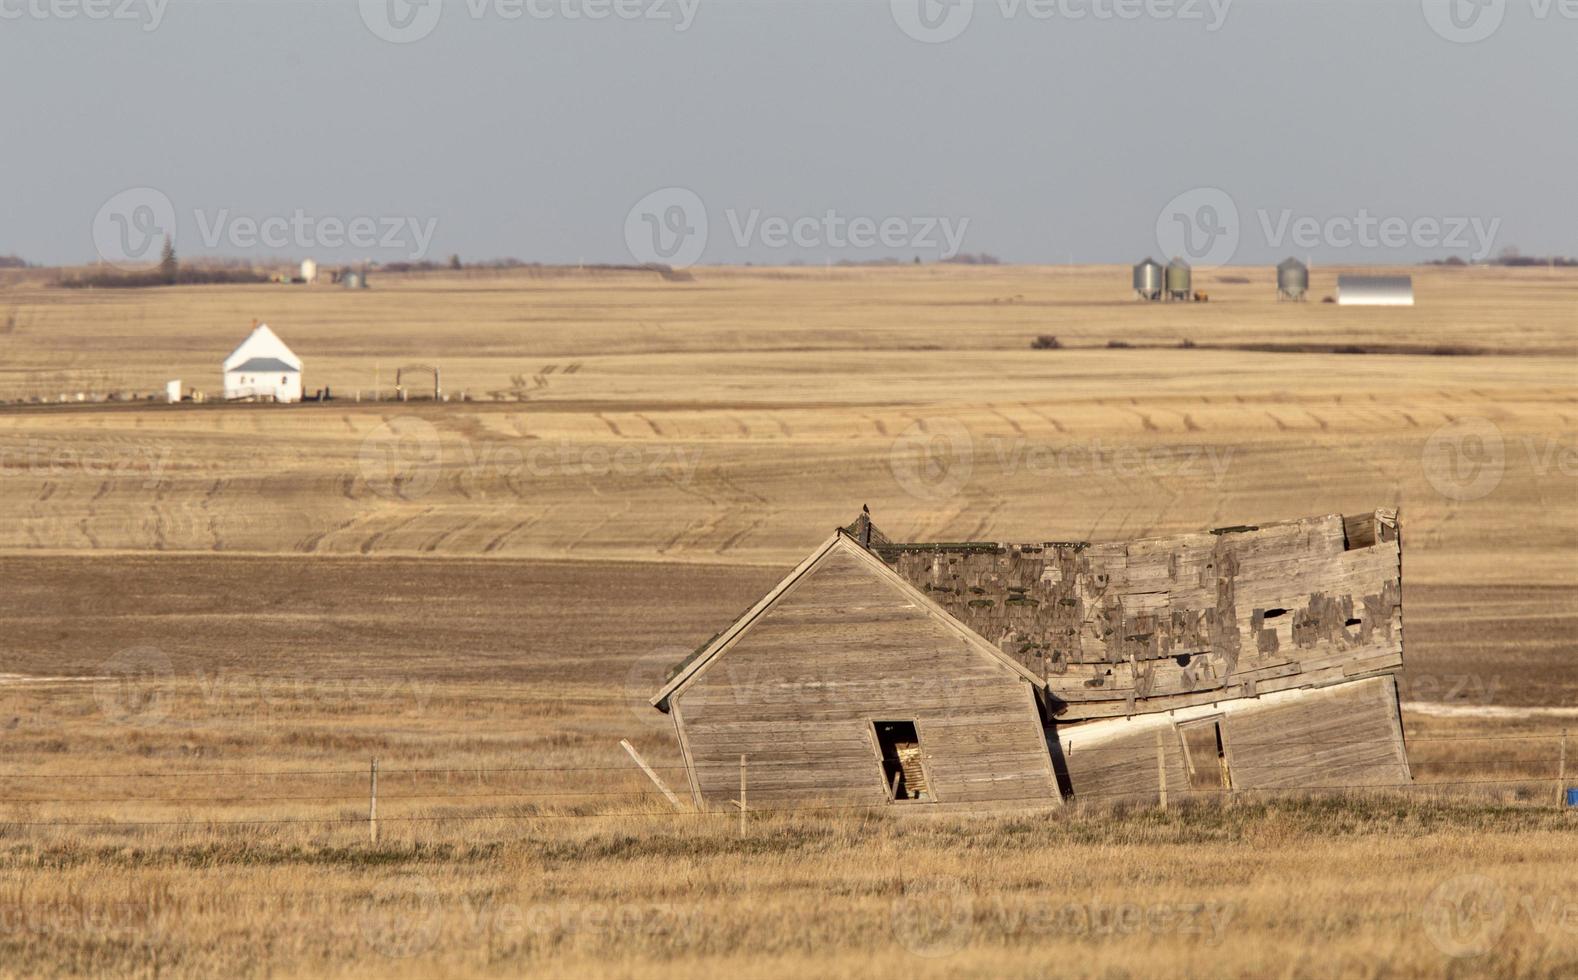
[650,509,1409,810]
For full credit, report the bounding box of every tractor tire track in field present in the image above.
[359,508,436,555]
[482,515,539,554]
[420,515,479,553]
[201,477,228,551]
[657,467,725,555]
[565,498,631,555]
[716,509,769,555]
[1021,402,1067,434]
[715,469,768,506]
[963,487,1006,542]
[596,414,624,437]
[295,511,364,549]
[77,517,101,549]
[635,413,664,437]
[990,408,1025,437]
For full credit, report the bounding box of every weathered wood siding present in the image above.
[1224,675,1411,791]
[673,541,1058,809]
[1055,676,1410,803]
[881,511,1403,720]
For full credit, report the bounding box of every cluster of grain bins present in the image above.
[281,259,369,289]
[1131,257,1412,306]
[1132,257,1196,302]
[651,509,1408,811]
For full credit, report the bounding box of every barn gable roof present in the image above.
[650,530,1045,711]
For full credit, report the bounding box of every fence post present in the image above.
[370,758,379,844]
[739,755,747,837]
[1155,731,1168,811]
[1559,731,1568,810]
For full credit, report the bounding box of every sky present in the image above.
[1,0,1573,268]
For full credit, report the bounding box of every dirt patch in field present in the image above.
[1,556,1569,706]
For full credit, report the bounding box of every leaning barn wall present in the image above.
[1053,675,1410,804]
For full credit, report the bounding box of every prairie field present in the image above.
[0,264,1575,978]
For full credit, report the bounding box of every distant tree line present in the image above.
[57,267,272,289]
[1428,248,1576,267]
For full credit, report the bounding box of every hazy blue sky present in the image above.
[2,0,1573,267]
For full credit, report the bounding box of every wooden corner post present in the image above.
[1155,731,1168,811]
[369,758,380,844]
[1559,730,1568,810]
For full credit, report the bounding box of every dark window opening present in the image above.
[1343,513,1378,550]
[1262,608,1288,619]
[874,721,930,802]
[1178,718,1231,791]
[1345,618,1363,627]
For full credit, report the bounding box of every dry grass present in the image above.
[0,265,1575,976]
[4,797,1578,979]
[0,554,1574,977]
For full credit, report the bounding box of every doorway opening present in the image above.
[1177,717,1231,791]
[873,720,931,801]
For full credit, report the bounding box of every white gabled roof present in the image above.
[223,323,302,372]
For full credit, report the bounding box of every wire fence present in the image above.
[0,730,1570,832]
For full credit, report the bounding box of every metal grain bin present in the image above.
[1277,257,1309,301]
[1165,258,1192,301]
[1133,257,1164,301]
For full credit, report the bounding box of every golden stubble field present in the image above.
[0,264,1575,977]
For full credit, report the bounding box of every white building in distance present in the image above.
[1337,275,1414,307]
[223,322,302,402]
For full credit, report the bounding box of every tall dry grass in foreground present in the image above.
[2,798,1576,979]
[2,665,1575,978]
